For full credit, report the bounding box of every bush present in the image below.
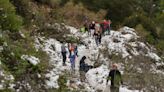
[0,0,22,31]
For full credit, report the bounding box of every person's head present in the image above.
[92,21,95,24]
[103,19,106,22]
[82,56,86,60]
[61,41,65,45]
[112,63,118,70]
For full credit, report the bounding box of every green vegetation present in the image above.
[0,0,22,32]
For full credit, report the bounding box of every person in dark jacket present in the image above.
[94,31,102,46]
[107,64,123,92]
[79,56,93,81]
[61,42,67,66]
[89,21,95,37]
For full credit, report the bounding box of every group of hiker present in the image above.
[61,42,78,71]
[61,42,93,72]
[80,19,111,46]
[60,19,123,92]
[61,42,122,92]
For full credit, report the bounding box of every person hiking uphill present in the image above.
[68,43,75,57]
[106,63,123,92]
[107,19,112,35]
[79,56,93,81]
[94,31,102,46]
[102,19,110,35]
[69,50,76,72]
[61,42,67,66]
[74,44,78,57]
[89,21,95,37]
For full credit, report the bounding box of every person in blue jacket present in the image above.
[69,51,76,71]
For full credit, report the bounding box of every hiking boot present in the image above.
[63,63,66,66]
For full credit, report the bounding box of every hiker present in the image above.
[61,42,67,66]
[94,31,102,46]
[69,51,76,71]
[68,43,72,57]
[94,31,99,46]
[79,56,93,81]
[84,20,89,34]
[89,21,95,37]
[106,64,123,92]
[97,31,102,45]
[100,21,105,36]
[74,44,78,57]
[102,19,110,35]
[79,56,93,72]
[95,22,100,32]
[107,19,112,35]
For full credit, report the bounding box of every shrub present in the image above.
[0,0,22,31]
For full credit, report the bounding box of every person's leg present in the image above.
[63,53,66,65]
[105,29,108,35]
[99,36,102,44]
[62,52,65,65]
[109,27,111,35]
[110,86,119,92]
[107,29,110,35]
[91,29,93,37]
[95,38,98,46]
[75,51,78,57]
[80,71,85,82]
[89,29,92,36]
[70,59,73,71]
[73,60,75,71]
[98,38,100,44]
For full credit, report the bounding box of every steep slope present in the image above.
[34,25,163,92]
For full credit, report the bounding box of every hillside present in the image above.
[0,0,164,92]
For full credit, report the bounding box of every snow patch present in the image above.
[86,65,109,90]
[21,55,40,65]
[146,52,161,61]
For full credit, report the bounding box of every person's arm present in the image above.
[118,71,123,85]
[106,72,111,85]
